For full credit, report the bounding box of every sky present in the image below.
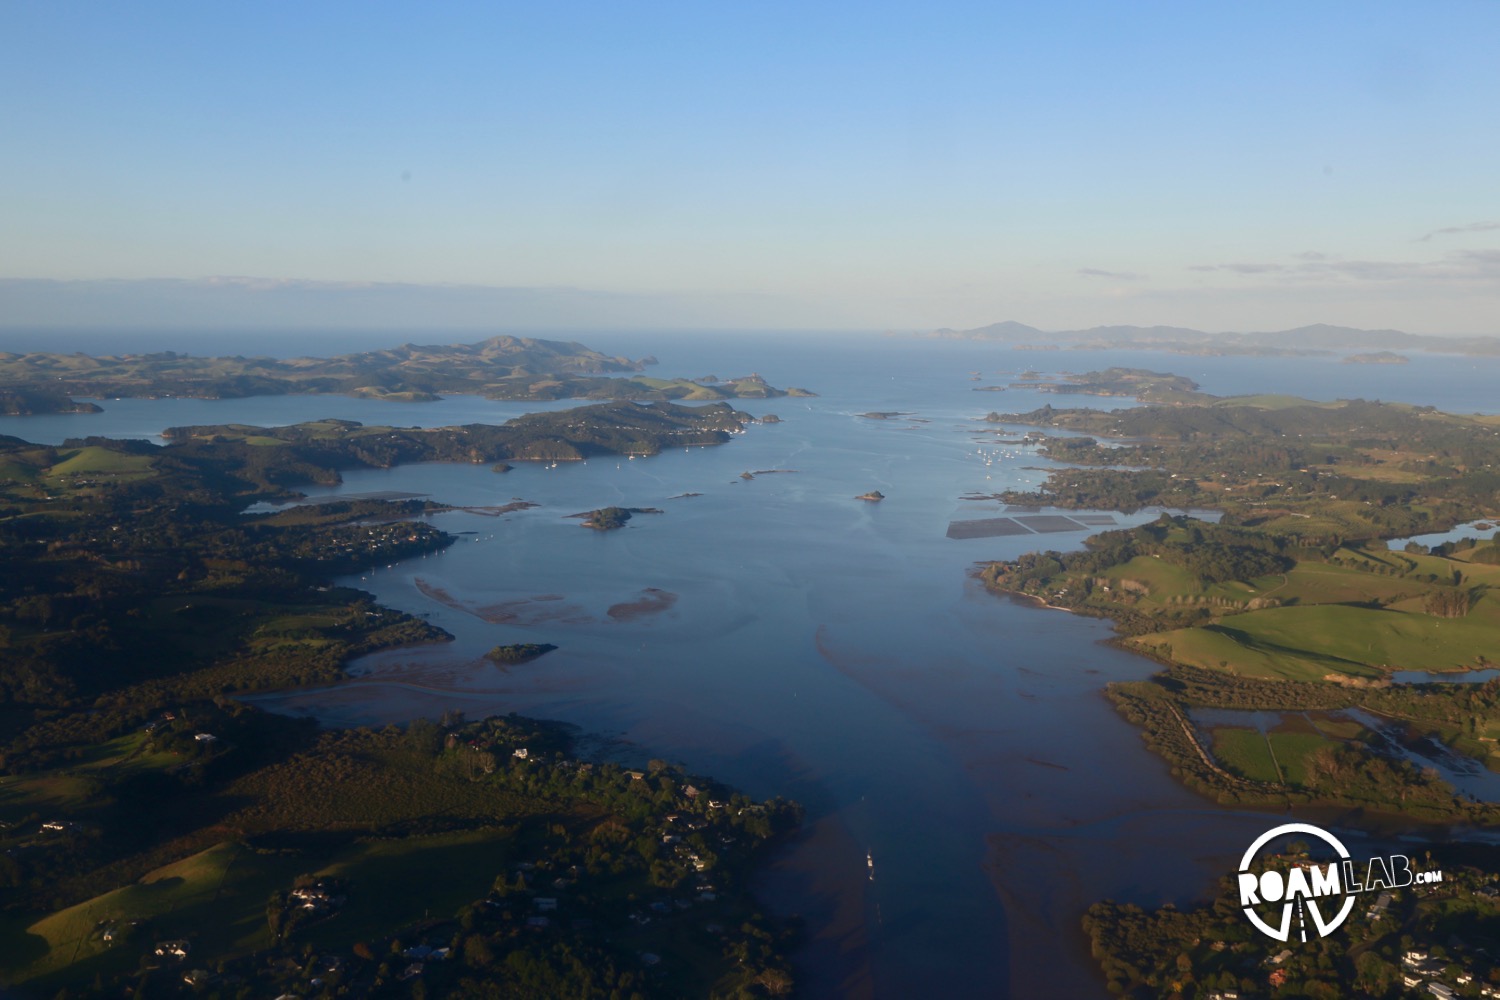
[2,1,1499,335]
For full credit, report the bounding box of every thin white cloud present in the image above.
[1417,221,1500,242]
[1188,250,1500,285]
[1189,262,1286,274]
[1077,268,1145,281]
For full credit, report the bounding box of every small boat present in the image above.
[867,851,874,880]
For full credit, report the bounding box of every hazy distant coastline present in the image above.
[917,320,1500,357]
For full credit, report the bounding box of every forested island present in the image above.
[0,336,814,413]
[0,401,801,997]
[1000,367,1203,401]
[157,399,754,491]
[569,507,663,531]
[485,643,558,664]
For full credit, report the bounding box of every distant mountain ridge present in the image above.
[925,322,1500,356]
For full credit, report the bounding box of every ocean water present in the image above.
[8,332,1500,997]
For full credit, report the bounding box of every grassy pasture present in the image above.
[6,842,300,984]
[1267,730,1342,787]
[0,773,102,822]
[45,447,154,479]
[1210,727,1280,782]
[1133,597,1500,680]
[6,830,518,985]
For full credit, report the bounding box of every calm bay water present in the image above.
[9,333,1500,997]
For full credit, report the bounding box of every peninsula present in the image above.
[0,400,800,997]
[980,389,1500,821]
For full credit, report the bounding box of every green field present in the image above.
[1134,598,1500,680]
[0,773,102,821]
[1210,727,1280,782]
[5,843,296,984]
[4,830,515,986]
[1267,730,1343,787]
[1209,723,1348,788]
[45,446,155,479]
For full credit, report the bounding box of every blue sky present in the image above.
[3,2,1498,333]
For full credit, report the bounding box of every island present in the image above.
[158,399,754,492]
[856,490,886,502]
[1344,350,1410,364]
[567,506,663,531]
[485,642,558,664]
[1004,366,1204,401]
[0,336,815,413]
[0,401,801,997]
